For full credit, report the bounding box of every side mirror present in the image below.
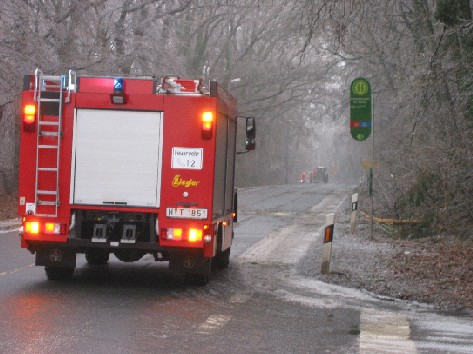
[237,116,256,154]
[246,117,256,139]
[245,117,256,151]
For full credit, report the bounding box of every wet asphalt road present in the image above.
[1,183,472,353]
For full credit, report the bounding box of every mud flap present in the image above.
[35,248,76,268]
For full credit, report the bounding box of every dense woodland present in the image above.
[0,0,471,236]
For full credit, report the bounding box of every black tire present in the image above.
[114,249,145,262]
[212,248,230,270]
[185,272,210,286]
[45,267,74,281]
[85,250,109,265]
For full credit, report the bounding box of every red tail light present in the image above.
[24,221,67,235]
[188,228,203,242]
[25,221,40,234]
[44,223,68,235]
[162,228,183,240]
[161,227,203,243]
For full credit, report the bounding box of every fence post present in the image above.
[351,193,358,234]
[321,213,335,275]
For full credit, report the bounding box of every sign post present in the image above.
[350,77,374,240]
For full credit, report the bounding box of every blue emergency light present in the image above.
[114,77,124,94]
[111,77,126,104]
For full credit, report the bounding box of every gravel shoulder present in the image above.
[298,201,473,311]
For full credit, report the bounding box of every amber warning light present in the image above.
[23,104,36,131]
[202,112,213,139]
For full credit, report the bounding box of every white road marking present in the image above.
[0,263,35,277]
[197,315,231,335]
[413,313,473,353]
[360,308,418,353]
[229,294,252,303]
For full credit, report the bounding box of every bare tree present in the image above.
[1,0,471,236]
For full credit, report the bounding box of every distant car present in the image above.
[310,167,328,183]
[299,172,306,183]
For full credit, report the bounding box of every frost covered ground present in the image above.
[298,202,473,311]
[0,193,18,234]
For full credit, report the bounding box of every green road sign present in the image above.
[350,77,372,141]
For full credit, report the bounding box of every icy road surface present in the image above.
[0,183,472,353]
[233,183,473,353]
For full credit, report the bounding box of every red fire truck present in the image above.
[18,69,255,284]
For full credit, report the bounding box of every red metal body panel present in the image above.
[78,77,155,94]
[18,91,37,213]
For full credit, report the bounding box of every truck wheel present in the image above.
[185,272,210,286]
[114,249,144,262]
[85,250,109,265]
[212,248,230,270]
[45,267,74,281]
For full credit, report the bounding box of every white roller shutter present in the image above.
[70,109,163,208]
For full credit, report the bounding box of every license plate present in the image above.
[166,208,208,219]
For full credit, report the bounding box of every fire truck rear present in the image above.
[18,69,255,284]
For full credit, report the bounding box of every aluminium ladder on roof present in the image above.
[33,68,76,217]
